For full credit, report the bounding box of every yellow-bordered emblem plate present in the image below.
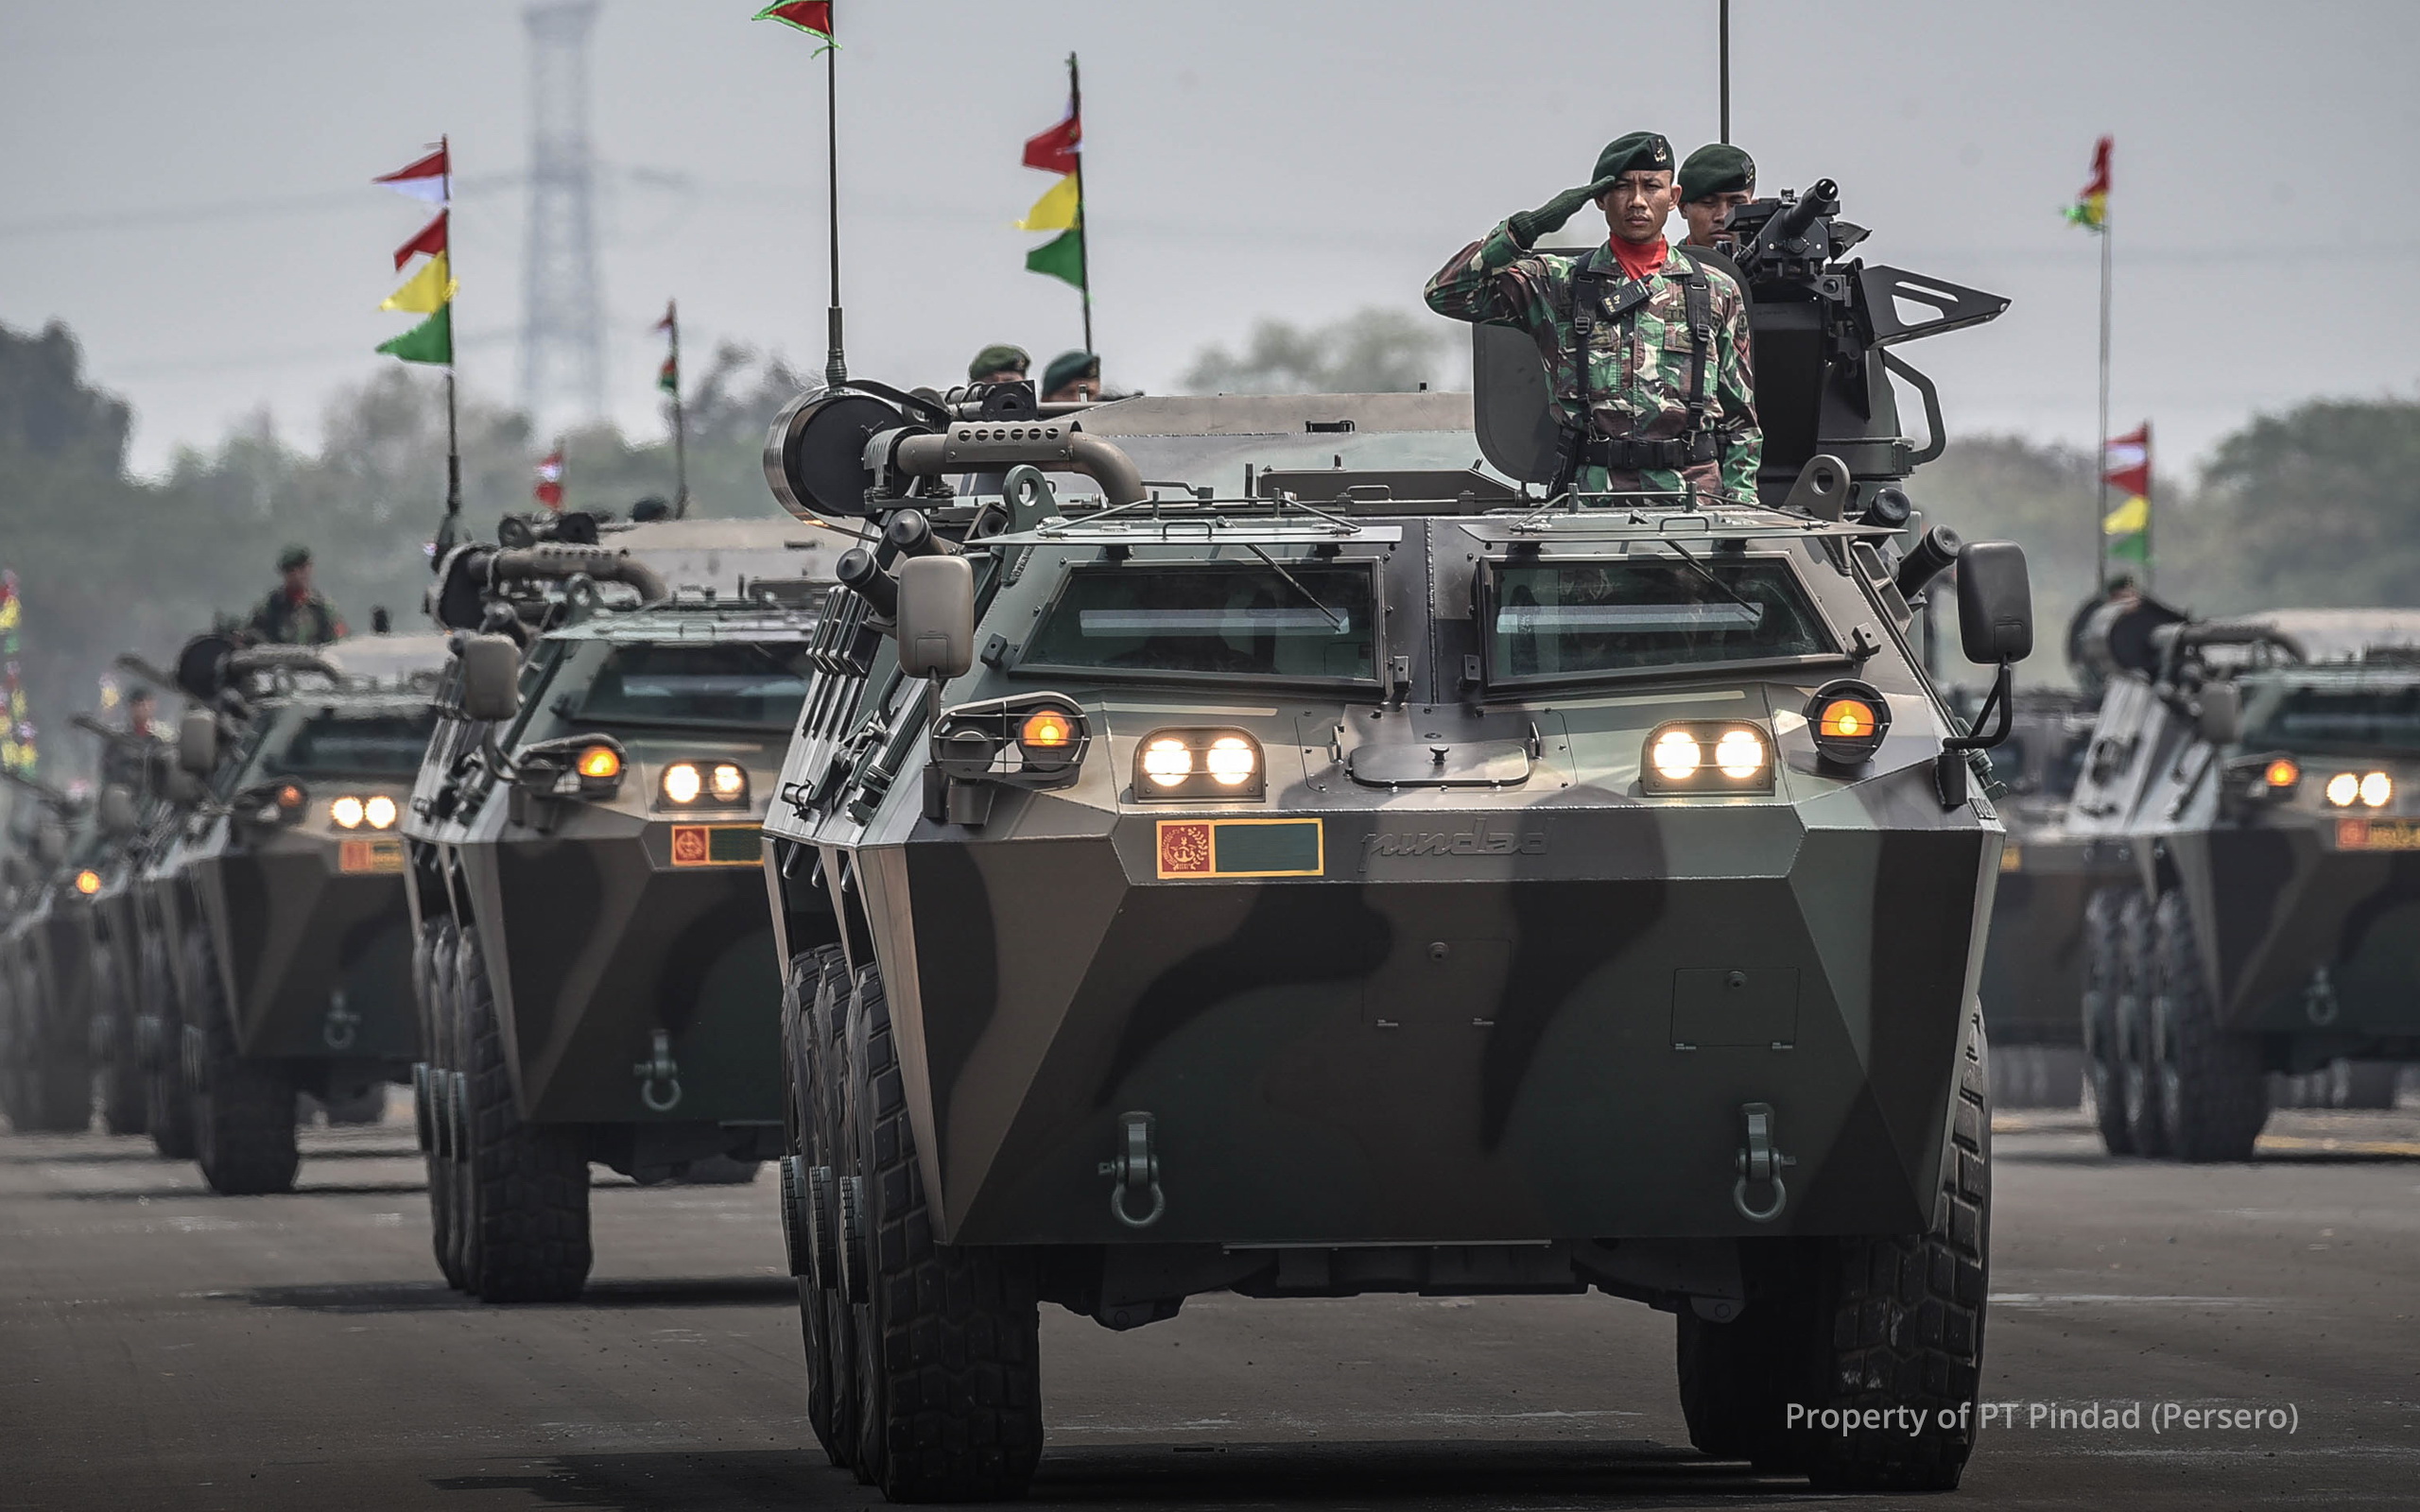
[1154,817,1323,880]
[669,823,762,867]
[2335,817,2420,851]
[337,838,405,875]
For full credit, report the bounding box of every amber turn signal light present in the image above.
[2263,758,2300,790]
[1021,711,1075,749]
[74,868,102,896]
[1806,679,1892,768]
[577,745,622,781]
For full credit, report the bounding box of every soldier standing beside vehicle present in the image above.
[1425,130,1760,504]
[1677,143,1757,255]
[247,545,346,646]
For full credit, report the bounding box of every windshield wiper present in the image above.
[1245,544,1350,632]
[1658,540,1763,617]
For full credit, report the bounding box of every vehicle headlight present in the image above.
[2360,771,2393,808]
[1651,730,1701,781]
[709,763,748,802]
[1132,729,1266,801]
[662,762,702,804]
[329,795,366,830]
[1642,720,1774,795]
[2325,771,2360,807]
[364,794,399,830]
[75,869,103,896]
[1805,679,1892,767]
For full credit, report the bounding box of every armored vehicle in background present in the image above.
[752,177,2031,1500]
[2070,606,2420,1160]
[406,518,839,1302]
[0,773,104,1132]
[127,632,447,1191]
[1973,688,2116,1107]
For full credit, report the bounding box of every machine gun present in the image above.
[1471,178,2010,514]
[427,541,671,640]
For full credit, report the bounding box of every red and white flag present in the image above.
[534,448,564,510]
[374,145,450,205]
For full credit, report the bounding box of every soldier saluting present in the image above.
[1425,131,1759,504]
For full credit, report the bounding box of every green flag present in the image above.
[1025,229,1083,289]
[377,305,453,365]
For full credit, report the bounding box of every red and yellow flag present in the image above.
[2065,136,2110,232]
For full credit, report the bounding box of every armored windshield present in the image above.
[1483,556,1835,683]
[566,642,812,730]
[2247,683,2420,754]
[263,709,439,780]
[1021,562,1378,683]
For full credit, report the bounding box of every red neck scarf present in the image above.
[1607,234,1669,283]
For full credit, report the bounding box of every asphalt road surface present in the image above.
[5,1101,2416,1511]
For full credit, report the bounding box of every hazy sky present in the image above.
[6,0,2417,480]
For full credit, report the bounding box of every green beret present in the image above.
[1042,350,1099,396]
[1591,131,1675,184]
[967,343,1029,382]
[1680,143,1755,202]
[277,543,311,571]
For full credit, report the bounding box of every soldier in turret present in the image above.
[1677,143,1757,255]
[1424,131,1760,504]
[246,545,346,647]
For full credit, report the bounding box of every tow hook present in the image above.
[1733,1102,1797,1223]
[633,1029,682,1112]
[2302,967,2341,1027]
[323,989,359,1051]
[1099,1110,1166,1229]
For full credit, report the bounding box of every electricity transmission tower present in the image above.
[520,0,605,436]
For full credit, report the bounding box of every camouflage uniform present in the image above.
[1425,226,1760,502]
[247,589,345,646]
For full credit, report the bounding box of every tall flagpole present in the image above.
[822,38,847,388]
[667,300,690,518]
[2094,195,2112,594]
[1069,51,1092,354]
[1719,0,1730,144]
[442,132,462,524]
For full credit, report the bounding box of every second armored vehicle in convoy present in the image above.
[119,631,446,1191]
[2071,606,2420,1159]
[753,177,2031,1498]
[406,516,839,1302]
[0,773,106,1132]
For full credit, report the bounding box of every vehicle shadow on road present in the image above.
[428,1440,1779,1510]
[43,1179,430,1200]
[231,1276,793,1314]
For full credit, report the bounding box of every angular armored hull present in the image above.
[190,847,416,1061]
[2174,825,2420,1038]
[857,761,1996,1247]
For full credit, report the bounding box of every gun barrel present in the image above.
[1772,178,1840,245]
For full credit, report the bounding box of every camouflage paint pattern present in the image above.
[1425,223,1760,500]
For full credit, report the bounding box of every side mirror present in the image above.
[178,709,218,777]
[97,784,139,838]
[2197,681,2244,747]
[896,556,976,680]
[458,634,524,723]
[1955,541,2034,665]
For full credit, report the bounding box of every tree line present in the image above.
[2,311,2414,786]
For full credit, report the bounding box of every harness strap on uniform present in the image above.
[1683,259,1713,437]
[1553,252,1720,495]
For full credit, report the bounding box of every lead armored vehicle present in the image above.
[754,177,2032,1499]
[406,518,839,1302]
[2072,606,2420,1159]
[129,631,446,1191]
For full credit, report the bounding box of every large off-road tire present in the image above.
[142,933,197,1160]
[843,960,1044,1502]
[2329,1059,2402,1110]
[189,930,300,1195]
[2080,888,2131,1155]
[1677,1005,1991,1492]
[417,921,468,1290]
[95,950,148,1137]
[782,946,858,1468]
[2151,890,2268,1162]
[457,926,591,1303]
[2115,891,2167,1157]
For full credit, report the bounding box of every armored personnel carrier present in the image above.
[0,772,105,1132]
[1972,688,2116,1106]
[405,517,839,1302]
[2071,605,2420,1159]
[752,179,2032,1500]
[124,631,447,1191]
